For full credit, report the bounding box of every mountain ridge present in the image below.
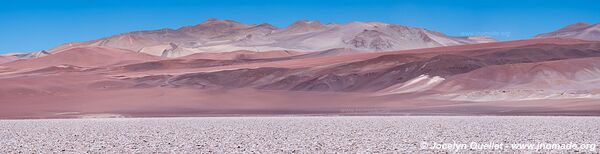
[32,18,497,58]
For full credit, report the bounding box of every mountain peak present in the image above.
[289,20,324,28]
[178,18,250,32]
[256,23,278,30]
[205,18,219,22]
[534,22,600,41]
[201,18,240,24]
[279,20,328,34]
[558,22,592,31]
[293,20,321,24]
[568,22,590,27]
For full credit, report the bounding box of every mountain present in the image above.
[434,57,600,101]
[181,50,303,60]
[3,46,160,71]
[534,22,600,41]
[6,18,600,118]
[2,38,600,118]
[0,55,17,64]
[0,51,52,64]
[42,18,496,58]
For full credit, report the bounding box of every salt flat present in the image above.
[1,116,599,153]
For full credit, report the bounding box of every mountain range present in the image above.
[1,20,599,118]
[12,18,497,58]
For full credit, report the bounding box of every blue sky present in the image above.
[1,0,599,53]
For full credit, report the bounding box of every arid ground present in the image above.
[1,116,598,153]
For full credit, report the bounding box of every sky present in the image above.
[1,0,599,53]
